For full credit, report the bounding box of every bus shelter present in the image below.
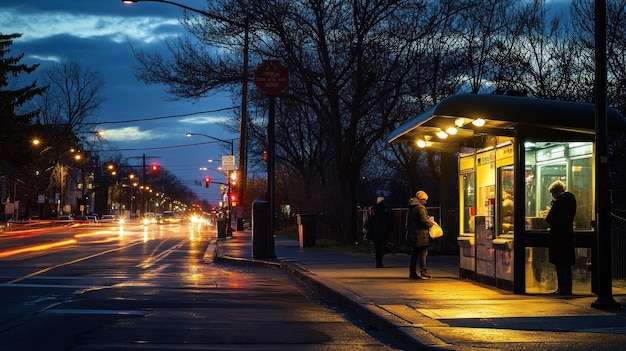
[388,94,626,294]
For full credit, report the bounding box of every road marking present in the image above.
[0,283,107,289]
[138,240,186,269]
[44,309,149,316]
[6,242,144,284]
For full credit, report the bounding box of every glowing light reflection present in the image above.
[0,239,77,258]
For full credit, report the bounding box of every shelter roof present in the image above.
[388,94,626,150]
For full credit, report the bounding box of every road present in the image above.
[0,220,407,350]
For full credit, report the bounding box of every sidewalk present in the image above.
[208,230,626,350]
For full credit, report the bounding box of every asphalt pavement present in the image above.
[208,230,626,351]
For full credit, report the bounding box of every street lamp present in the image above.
[123,0,249,213]
[185,132,234,155]
[186,132,236,235]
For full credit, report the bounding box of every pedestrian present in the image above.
[545,180,576,295]
[365,197,394,268]
[406,190,434,279]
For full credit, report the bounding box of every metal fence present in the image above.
[359,206,447,253]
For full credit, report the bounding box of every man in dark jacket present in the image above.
[366,197,394,268]
[406,191,434,279]
[545,180,577,295]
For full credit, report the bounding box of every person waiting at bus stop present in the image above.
[406,190,434,280]
[545,180,577,295]
[364,197,394,268]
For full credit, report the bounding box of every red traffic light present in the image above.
[204,176,211,188]
[230,193,237,206]
[150,164,160,177]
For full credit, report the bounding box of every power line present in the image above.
[99,140,225,152]
[84,107,238,125]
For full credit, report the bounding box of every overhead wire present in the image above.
[83,107,238,125]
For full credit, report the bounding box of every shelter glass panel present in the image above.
[523,142,594,229]
[498,165,514,235]
[461,171,476,234]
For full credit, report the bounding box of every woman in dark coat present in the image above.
[366,197,394,268]
[406,191,433,279]
[545,180,576,295]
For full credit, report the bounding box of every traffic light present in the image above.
[150,164,160,177]
[204,176,211,188]
[230,193,237,206]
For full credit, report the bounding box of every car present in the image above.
[101,214,117,224]
[75,215,99,224]
[142,213,158,226]
[57,215,73,221]
[162,211,180,224]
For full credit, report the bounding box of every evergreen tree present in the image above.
[0,33,47,173]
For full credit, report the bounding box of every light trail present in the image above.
[5,242,144,284]
[0,239,77,259]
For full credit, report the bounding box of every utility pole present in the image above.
[126,154,160,216]
[592,0,619,309]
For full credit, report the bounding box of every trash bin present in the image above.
[217,219,228,238]
[297,214,317,247]
[252,200,276,258]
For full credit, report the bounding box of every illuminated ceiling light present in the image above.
[446,126,458,135]
[472,118,485,127]
[455,118,465,127]
[416,139,426,148]
[436,130,448,139]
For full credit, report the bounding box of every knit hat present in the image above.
[376,196,385,204]
[416,190,429,200]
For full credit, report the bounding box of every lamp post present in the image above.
[123,0,249,214]
[34,140,83,217]
[186,133,236,235]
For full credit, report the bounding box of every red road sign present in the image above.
[253,60,289,95]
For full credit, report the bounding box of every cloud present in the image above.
[0,9,181,45]
[1,1,240,203]
[179,115,230,125]
[29,54,63,63]
[101,126,156,142]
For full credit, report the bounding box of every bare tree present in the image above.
[502,0,589,100]
[127,0,626,243]
[243,0,451,242]
[130,0,447,242]
[450,0,520,93]
[571,0,626,209]
[36,60,106,144]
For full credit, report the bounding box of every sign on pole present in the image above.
[253,60,289,95]
[222,155,236,171]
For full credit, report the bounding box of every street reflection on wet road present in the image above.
[0,222,405,350]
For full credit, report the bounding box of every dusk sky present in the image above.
[1,0,240,204]
[1,0,573,205]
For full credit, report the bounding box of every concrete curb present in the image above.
[279,262,455,350]
[208,237,451,350]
